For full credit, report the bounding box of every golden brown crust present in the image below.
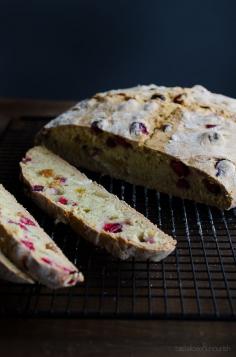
[0,250,34,284]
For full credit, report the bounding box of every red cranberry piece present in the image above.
[170,160,190,177]
[91,120,103,134]
[67,279,75,285]
[59,177,67,184]
[20,217,36,226]
[147,237,156,244]
[41,257,52,265]
[22,156,32,164]
[202,179,221,195]
[130,122,149,136]
[58,196,68,205]
[19,223,28,231]
[176,178,190,190]
[62,267,77,273]
[32,185,44,192]
[21,240,35,251]
[206,124,217,129]
[8,219,27,230]
[72,202,78,206]
[103,222,123,233]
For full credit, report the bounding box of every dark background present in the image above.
[0,0,236,100]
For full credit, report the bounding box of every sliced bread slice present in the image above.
[0,249,34,284]
[20,146,176,261]
[0,184,84,288]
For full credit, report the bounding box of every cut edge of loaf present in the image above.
[36,123,233,210]
[20,146,176,262]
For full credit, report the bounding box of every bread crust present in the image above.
[0,249,34,284]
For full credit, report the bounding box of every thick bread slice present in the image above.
[36,84,236,209]
[20,146,176,262]
[0,250,34,284]
[0,184,84,288]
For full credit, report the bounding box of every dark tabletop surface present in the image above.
[0,319,235,357]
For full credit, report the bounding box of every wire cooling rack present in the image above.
[0,116,235,319]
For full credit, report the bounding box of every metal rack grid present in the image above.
[0,116,235,320]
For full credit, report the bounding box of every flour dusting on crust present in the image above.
[165,110,236,163]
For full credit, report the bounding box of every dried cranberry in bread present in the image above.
[36,84,236,209]
[0,250,34,284]
[0,184,83,288]
[20,146,176,261]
